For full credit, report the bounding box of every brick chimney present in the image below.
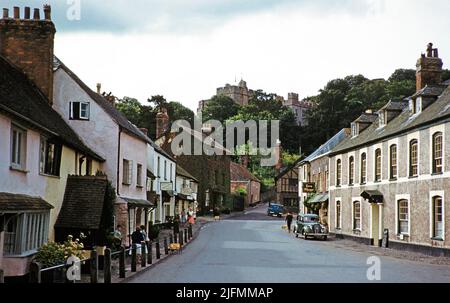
[0,5,56,103]
[416,43,443,92]
[275,139,282,173]
[156,108,169,138]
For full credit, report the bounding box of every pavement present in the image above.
[126,204,450,283]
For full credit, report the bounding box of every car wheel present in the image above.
[295,233,299,238]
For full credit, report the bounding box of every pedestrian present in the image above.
[180,210,186,225]
[140,225,149,241]
[286,212,294,233]
[173,216,180,234]
[112,224,123,249]
[131,226,145,262]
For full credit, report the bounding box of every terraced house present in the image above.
[328,44,450,256]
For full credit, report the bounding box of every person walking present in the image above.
[286,212,294,233]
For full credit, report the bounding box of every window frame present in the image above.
[336,159,342,187]
[353,201,361,231]
[10,124,27,171]
[409,139,418,177]
[432,132,443,174]
[122,159,133,185]
[360,153,367,184]
[374,148,382,182]
[336,200,341,229]
[39,136,63,177]
[136,163,143,187]
[69,101,90,120]
[432,196,444,240]
[390,144,397,180]
[397,199,409,235]
[348,156,355,185]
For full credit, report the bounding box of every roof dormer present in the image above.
[351,110,377,137]
[409,85,446,115]
[378,100,407,126]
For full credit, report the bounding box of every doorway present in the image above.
[370,203,383,247]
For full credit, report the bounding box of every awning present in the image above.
[147,169,156,179]
[163,190,176,197]
[123,197,155,208]
[308,193,329,204]
[0,192,54,213]
[176,193,194,201]
[361,190,384,203]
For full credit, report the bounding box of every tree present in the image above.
[148,95,168,110]
[167,101,195,126]
[115,97,142,126]
[388,69,416,82]
[202,95,240,123]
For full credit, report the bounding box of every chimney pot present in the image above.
[33,8,40,20]
[96,83,101,94]
[24,7,31,19]
[2,8,8,19]
[43,5,51,20]
[13,6,19,19]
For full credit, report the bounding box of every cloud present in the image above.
[2,0,386,33]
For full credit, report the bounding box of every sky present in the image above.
[3,0,450,111]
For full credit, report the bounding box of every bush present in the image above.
[148,222,160,241]
[34,235,86,268]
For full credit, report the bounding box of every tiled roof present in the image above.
[53,57,151,145]
[330,86,450,156]
[301,128,350,164]
[177,165,199,182]
[355,113,378,123]
[0,56,104,161]
[230,162,260,183]
[0,192,54,212]
[412,84,447,98]
[55,176,108,230]
[379,100,408,112]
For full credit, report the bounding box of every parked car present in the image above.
[294,214,328,240]
[267,203,284,217]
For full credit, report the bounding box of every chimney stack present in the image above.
[0,5,56,103]
[275,139,282,173]
[96,83,102,94]
[156,108,170,139]
[43,5,51,20]
[33,8,40,20]
[416,43,443,92]
[24,7,30,19]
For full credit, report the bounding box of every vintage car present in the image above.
[294,214,328,240]
[267,203,284,217]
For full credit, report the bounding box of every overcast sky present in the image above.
[5,0,450,111]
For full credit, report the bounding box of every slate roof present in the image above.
[300,128,350,164]
[55,176,108,230]
[379,100,408,112]
[230,162,260,183]
[54,57,148,143]
[330,85,450,156]
[0,56,104,161]
[412,84,447,98]
[177,165,199,182]
[0,192,54,212]
[355,113,378,123]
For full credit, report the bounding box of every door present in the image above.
[371,204,382,247]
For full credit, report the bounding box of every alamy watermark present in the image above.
[366,256,381,281]
[66,255,81,281]
[170,114,280,167]
[67,0,81,21]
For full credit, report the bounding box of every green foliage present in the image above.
[34,235,86,268]
[202,95,240,123]
[100,180,116,246]
[148,221,160,241]
[235,187,247,195]
[282,152,301,166]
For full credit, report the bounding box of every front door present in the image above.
[370,204,382,246]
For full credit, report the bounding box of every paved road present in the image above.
[128,204,450,283]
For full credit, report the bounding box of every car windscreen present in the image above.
[304,217,319,223]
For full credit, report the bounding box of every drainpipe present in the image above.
[117,127,122,196]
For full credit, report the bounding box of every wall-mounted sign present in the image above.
[160,182,173,191]
[302,182,316,193]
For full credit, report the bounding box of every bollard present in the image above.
[164,238,169,255]
[119,246,126,279]
[179,231,184,246]
[147,241,153,265]
[29,262,42,283]
[141,241,147,268]
[104,248,112,284]
[131,244,137,272]
[155,240,161,259]
[170,234,174,244]
[188,225,193,239]
[0,269,4,284]
[184,229,188,242]
[90,250,98,284]
[174,231,178,243]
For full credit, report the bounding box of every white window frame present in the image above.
[389,143,398,180]
[374,147,382,182]
[335,198,342,230]
[429,125,445,175]
[395,194,410,236]
[10,124,27,171]
[136,163,143,187]
[352,199,362,231]
[407,132,420,177]
[69,101,90,120]
[122,159,133,185]
[430,191,445,240]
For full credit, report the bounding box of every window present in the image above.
[390,145,397,179]
[398,199,409,234]
[137,164,143,187]
[348,156,354,185]
[360,153,367,184]
[164,160,167,180]
[409,140,418,177]
[432,196,443,239]
[336,201,341,229]
[432,132,443,174]
[353,201,361,230]
[10,124,27,170]
[413,97,422,114]
[374,149,382,182]
[3,212,50,256]
[170,163,173,181]
[336,159,342,186]
[70,102,90,120]
[122,159,133,185]
[351,123,358,137]
[157,157,160,177]
[379,111,386,127]
[39,137,62,176]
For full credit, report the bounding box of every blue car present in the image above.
[267,203,284,217]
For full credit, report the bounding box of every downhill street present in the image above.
[128,204,450,283]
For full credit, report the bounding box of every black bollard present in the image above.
[131,244,137,272]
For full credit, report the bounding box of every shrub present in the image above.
[34,235,86,268]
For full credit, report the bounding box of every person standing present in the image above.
[286,212,294,233]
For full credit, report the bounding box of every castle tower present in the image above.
[416,43,443,92]
[0,5,56,102]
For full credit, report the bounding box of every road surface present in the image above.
[128,204,450,283]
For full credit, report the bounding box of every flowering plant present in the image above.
[34,235,86,268]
